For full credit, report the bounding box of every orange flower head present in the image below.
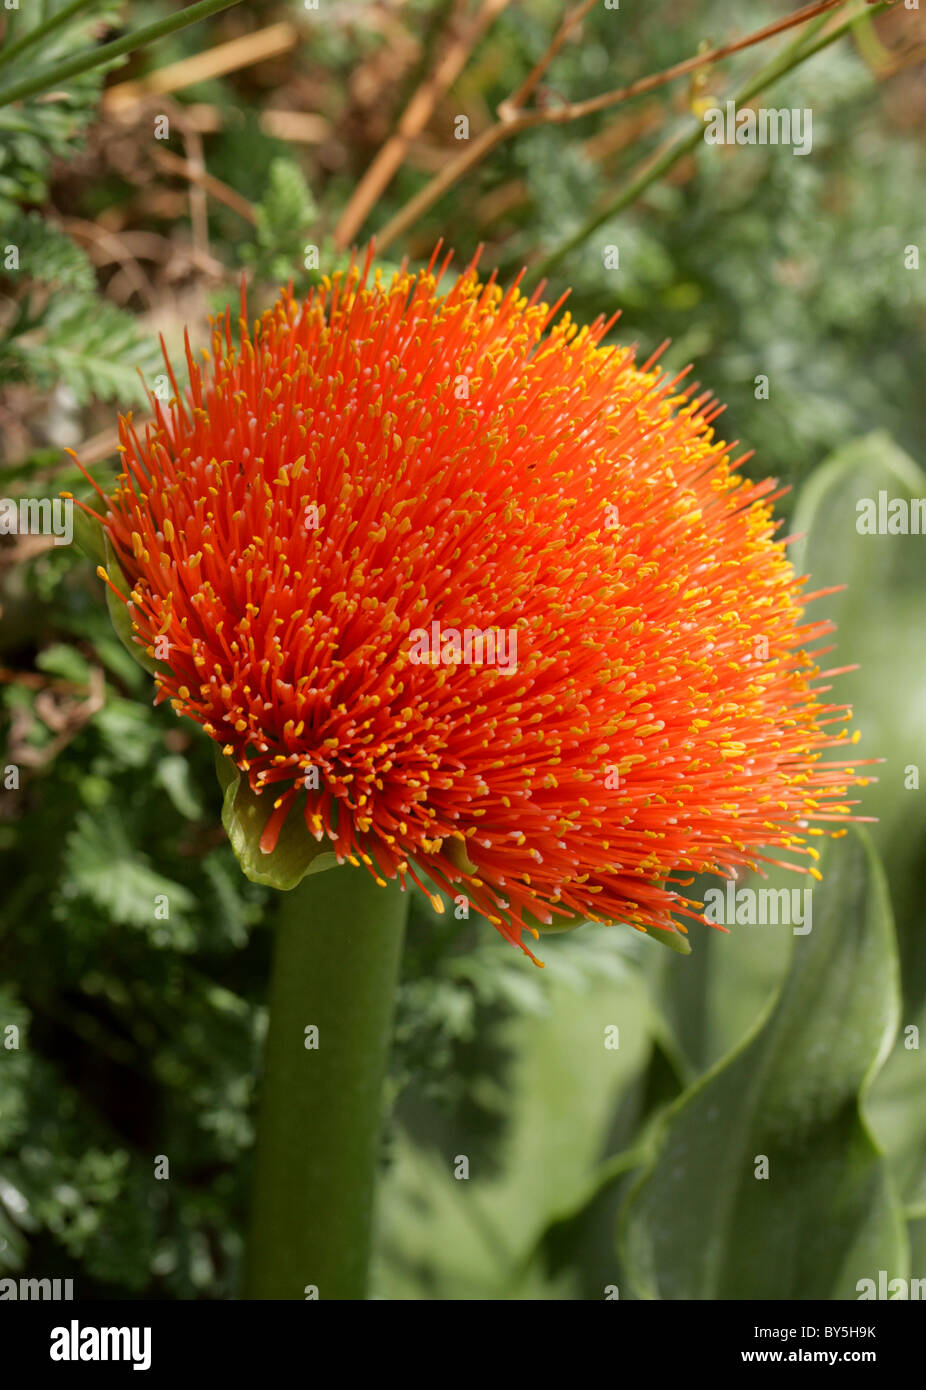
[77,246,869,961]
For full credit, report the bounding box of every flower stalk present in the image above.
[244,866,409,1300]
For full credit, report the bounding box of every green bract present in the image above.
[215,750,339,891]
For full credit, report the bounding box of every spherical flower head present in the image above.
[77,246,869,961]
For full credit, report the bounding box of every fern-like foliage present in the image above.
[0,6,165,423]
[1,207,95,290]
[0,1,125,216]
[240,156,319,288]
[0,211,160,406]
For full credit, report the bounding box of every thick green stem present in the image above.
[244,865,408,1300]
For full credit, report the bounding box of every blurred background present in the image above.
[1,0,924,1299]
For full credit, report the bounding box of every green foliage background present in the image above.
[0,0,924,1299]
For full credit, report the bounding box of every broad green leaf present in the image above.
[516,1148,644,1301]
[789,434,926,1208]
[872,1052,926,1213]
[513,1027,696,1300]
[908,1217,926,1273]
[215,749,338,891]
[372,934,653,1300]
[619,829,906,1300]
[646,435,926,1200]
[646,875,792,1084]
[789,435,926,886]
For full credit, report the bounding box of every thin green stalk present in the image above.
[0,0,96,76]
[244,865,409,1300]
[535,1,889,277]
[0,0,243,108]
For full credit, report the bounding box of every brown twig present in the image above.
[376,123,509,251]
[333,0,512,248]
[512,0,850,126]
[151,147,257,225]
[6,666,105,770]
[259,110,331,144]
[63,217,158,308]
[502,0,597,116]
[375,0,850,252]
[70,421,143,469]
[102,21,301,111]
[120,101,332,144]
[0,666,93,696]
[181,119,211,270]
